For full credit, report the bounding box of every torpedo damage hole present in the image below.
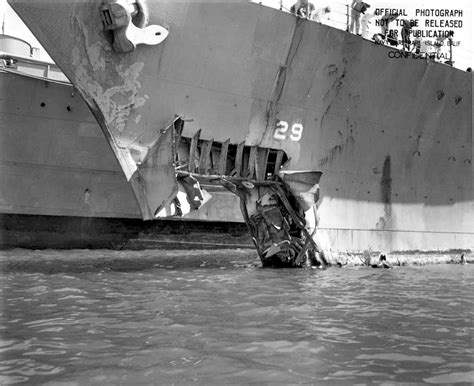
[133,118,327,268]
[175,135,289,179]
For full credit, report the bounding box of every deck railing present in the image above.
[252,0,472,71]
[0,51,70,84]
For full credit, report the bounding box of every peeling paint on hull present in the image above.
[7,0,473,254]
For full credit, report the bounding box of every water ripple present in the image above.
[0,250,472,384]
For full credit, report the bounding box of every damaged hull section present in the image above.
[8,0,473,256]
[145,117,327,268]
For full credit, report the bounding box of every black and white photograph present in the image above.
[0,0,472,383]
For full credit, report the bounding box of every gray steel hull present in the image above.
[6,0,473,254]
[0,71,242,221]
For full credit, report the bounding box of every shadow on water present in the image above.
[0,249,261,274]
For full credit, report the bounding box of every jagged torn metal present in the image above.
[67,16,178,220]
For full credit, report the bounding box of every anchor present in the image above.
[100,0,169,53]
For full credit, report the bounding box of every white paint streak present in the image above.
[70,20,147,135]
[102,62,146,133]
[70,18,151,180]
[86,42,106,71]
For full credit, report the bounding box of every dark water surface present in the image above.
[0,249,472,384]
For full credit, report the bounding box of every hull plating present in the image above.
[0,71,242,222]
[7,0,473,253]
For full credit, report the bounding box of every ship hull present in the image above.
[0,70,242,220]
[0,69,247,248]
[6,0,473,254]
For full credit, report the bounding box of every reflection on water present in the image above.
[0,249,473,384]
